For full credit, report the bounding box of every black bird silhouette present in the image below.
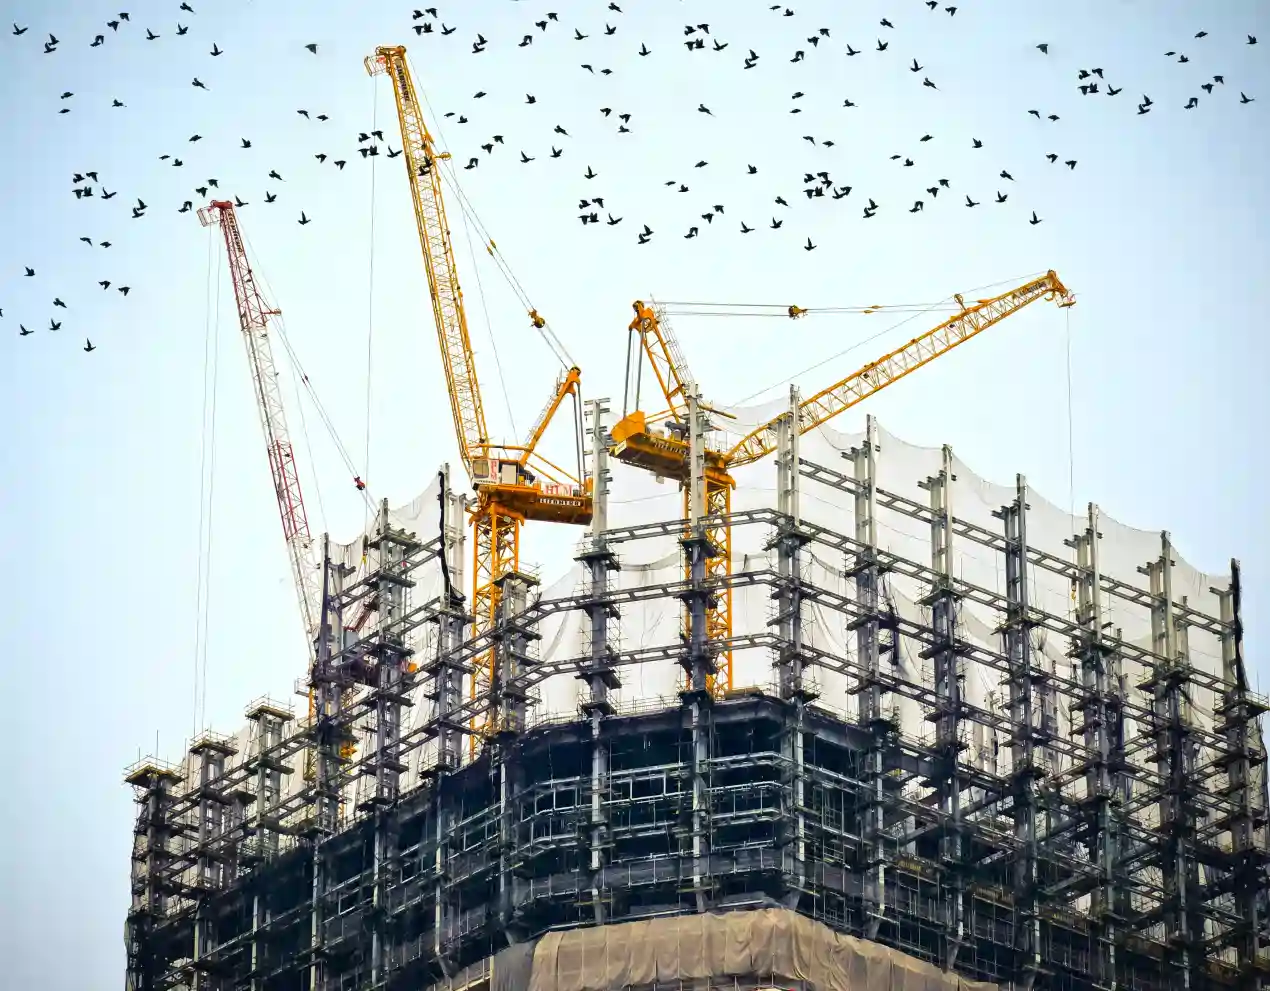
[1029,211,1041,225]
[1184,97,1198,109]
[178,201,193,213]
[1046,153,1058,162]
[12,23,27,35]
[118,286,130,296]
[1065,160,1077,169]
[1037,43,1048,53]
[146,28,159,40]
[639,43,651,56]
[684,227,698,239]
[91,35,104,46]
[19,326,33,336]
[846,44,859,56]
[1028,109,1041,118]
[181,2,194,11]
[53,298,66,308]
[84,339,95,352]
[1000,170,1014,181]
[555,125,569,135]
[876,39,888,51]
[298,212,311,224]
[387,147,401,158]
[50,320,62,331]
[965,195,979,207]
[234,195,248,207]
[747,164,758,174]
[192,77,208,89]
[972,138,983,148]
[923,77,937,89]
[995,191,1007,203]
[1107,86,1122,95]
[177,25,188,36]
[99,280,110,288]
[698,104,712,114]
[1249,36,1257,45]
[112,99,125,107]
[804,237,816,251]
[305,43,318,53]
[210,43,222,55]
[550,146,563,158]
[195,185,208,196]
[1240,92,1254,103]
[770,218,783,229]
[911,59,922,71]
[269,169,283,181]
[881,18,894,28]
[265,192,277,203]
[24,267,35,277]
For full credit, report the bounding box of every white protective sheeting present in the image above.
[178,413,1231,831]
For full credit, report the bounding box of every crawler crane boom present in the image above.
[611,271,1075,693]
[367,45,592,737]
[199,200,357,771]
[199,200,320,647]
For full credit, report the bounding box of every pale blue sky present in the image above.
[0,0,1266,986]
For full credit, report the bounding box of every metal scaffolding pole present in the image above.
[190,733,237,991]
[578,398,620,925]
[243,698,292,991]
[848,416,889,939]
[308,535,352,991]
[1067,503,1125,991]
[919,444,967,972]
[996,476,1042,991]
[125,760,184,991]
[681,385,715,913]
[774,386,812,905]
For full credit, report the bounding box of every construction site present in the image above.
[123,47,1270,991]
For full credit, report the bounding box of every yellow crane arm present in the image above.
[629,300,697,423]
[521,365,582,470]
[367,45,488,477]
[724,270,1075,467]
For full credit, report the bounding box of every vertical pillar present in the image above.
[847,416,889,939]
[492,572,537,939]
[577,399,620,924]
[1067,504,1124,991]
[1143,533,1198,991]
[428,466,468,972]
[773,387,812,905]
[363,498,415,987]
[680,385,715,913]
[243,698,293,991]
[1141,532,1201,991]
[920,445,967,971]
[995,476,1042,991]
[189,733,237,990]
[125,760,184,991]
[1212,560,1270,989]
[309,536,352,991]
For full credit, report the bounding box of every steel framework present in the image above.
[125,407,1269,991]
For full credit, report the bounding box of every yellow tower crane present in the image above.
[611,271,1075,693]
[366,46,593,736]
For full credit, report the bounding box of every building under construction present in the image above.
[124,402,1270,991]
[125,42,1267,991]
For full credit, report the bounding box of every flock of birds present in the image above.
[1,2,1262,352]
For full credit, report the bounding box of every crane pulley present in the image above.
[612,271,1075,694]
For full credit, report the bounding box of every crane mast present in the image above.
[611,271,1075,694]
[368,46,592,741]
[199,200,321,647]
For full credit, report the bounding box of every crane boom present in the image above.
[199,200,320,647]
[611,270,1074,697]
[369,45,593,747]
[369,46,488,476]
[726,270,1074,466]
[626,300,696,423]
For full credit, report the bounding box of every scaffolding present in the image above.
[125,405,1270,991]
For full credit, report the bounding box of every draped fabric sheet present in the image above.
[515,908,997,991]
[182,413,1233,837]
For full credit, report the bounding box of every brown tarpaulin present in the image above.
[524,909,997,991]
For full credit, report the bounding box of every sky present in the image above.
[0,0,1266,986]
